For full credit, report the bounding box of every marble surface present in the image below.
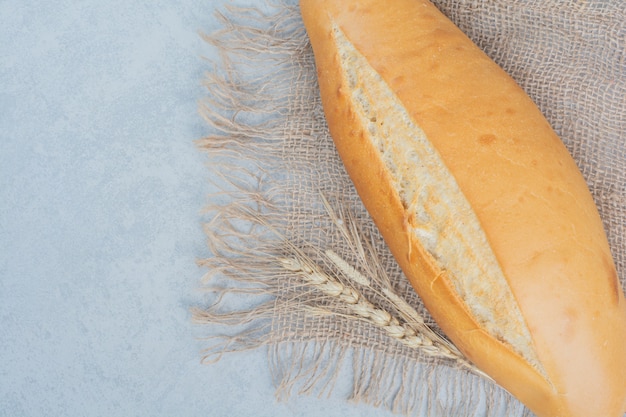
[0,1,397,416]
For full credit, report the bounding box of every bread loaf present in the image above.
[299,0,626,416]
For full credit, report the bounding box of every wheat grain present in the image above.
[325,249,371,286]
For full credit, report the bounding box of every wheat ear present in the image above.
[279,254,491,380]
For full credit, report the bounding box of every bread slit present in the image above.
[333,24,544,376]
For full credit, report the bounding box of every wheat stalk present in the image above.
[278,251,491,380]
[205,194,490,379]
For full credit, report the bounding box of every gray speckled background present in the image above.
[0,1,396,416]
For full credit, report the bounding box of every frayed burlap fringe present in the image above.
[195,1,625,416]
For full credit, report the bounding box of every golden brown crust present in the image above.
[300,0,626,416]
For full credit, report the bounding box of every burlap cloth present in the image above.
[195,1,625,416]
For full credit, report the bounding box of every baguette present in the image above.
[299,1,626,416]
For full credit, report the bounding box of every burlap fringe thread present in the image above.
[193,2,624,417]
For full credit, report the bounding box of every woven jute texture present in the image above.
[196,1,625,416]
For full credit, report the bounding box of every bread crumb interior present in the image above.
[332,24,544,375]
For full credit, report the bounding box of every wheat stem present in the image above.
[278,256,490,380]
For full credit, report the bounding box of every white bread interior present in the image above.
[333,24,542,374]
